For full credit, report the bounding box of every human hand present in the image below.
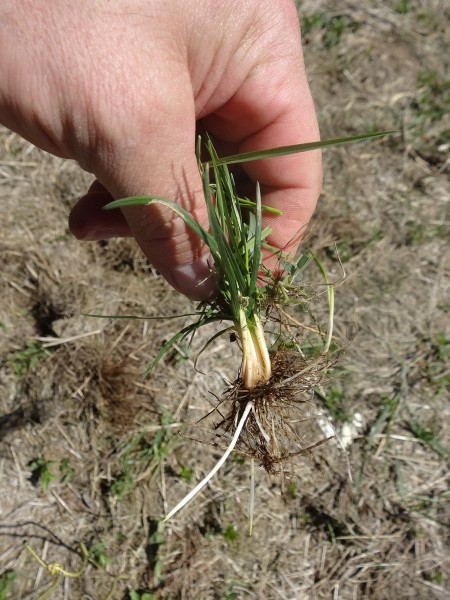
[0,0,321,300]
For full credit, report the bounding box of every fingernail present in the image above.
[165,255,217,301]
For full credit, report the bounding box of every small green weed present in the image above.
[88,543,112,569]
[8,340,51,377]
[408,70,450,154]
[407,490,450,527]
[434,332,449,363]
[416,71,450,124]
[59,457,75,484]
[326,228,385,263]
[222,585,240,600]
[29,457,76,490]
[300,511,312,526]
[423,571,443,584]
[287,481,299,499]
[151,419,174,463]
[146,518,165,583]
[222,524,239,542]
[179,466,193,482]
[169,340,190,364]
[355,395,400,491]
[396,0,413,14]
[404,221,449,245]
[433,333,450,383]
[301,12,359,48]
[108,468,134,500]
[327,235,353,263]
[423,333,450,399]
[407,420,450,459]
[0,570,16,600]
[316,385,351,423]
[417,11,437,28]
[109,418,175,500]
[29,457,56,491]
[129,592,154,600]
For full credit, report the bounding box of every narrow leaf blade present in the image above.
[104,195,218,255]
[248,182,262,302]
[213,131,397,166]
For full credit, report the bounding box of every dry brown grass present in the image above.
[1,1,449,598]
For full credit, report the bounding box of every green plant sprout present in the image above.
[29,457,76,491]
[108,418,176,500]
[105,131,391,387]
[8,340,51,377]
[59,457,75,484]
[0,570,16,600]
[29,457,56,491]
[102,129,395,524]
[129,592,154,600]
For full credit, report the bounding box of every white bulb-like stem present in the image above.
[238,310,271,389]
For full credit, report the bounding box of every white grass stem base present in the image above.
[163,401,254,523]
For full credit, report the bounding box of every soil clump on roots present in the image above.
[218,349,332,475]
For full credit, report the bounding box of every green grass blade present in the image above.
[144,325,193,378]
[143,315,223,378]
[104,195,170,209]
[260,226,272,241]
[212,131,397,166]
[82,312,199,321]
[248,182,262,304]
[209,149,248,277]
[211,215,242,313]
[280,254,313,284]
[238,197,283,215]
[104,196,218,255]
[202,162,244,316]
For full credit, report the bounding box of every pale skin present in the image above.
[0,0,322,300]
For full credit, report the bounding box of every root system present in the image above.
[216,349,333,475]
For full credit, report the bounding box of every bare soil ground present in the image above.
[1,1,449,599]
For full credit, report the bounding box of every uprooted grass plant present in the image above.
[100,130,393,526]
